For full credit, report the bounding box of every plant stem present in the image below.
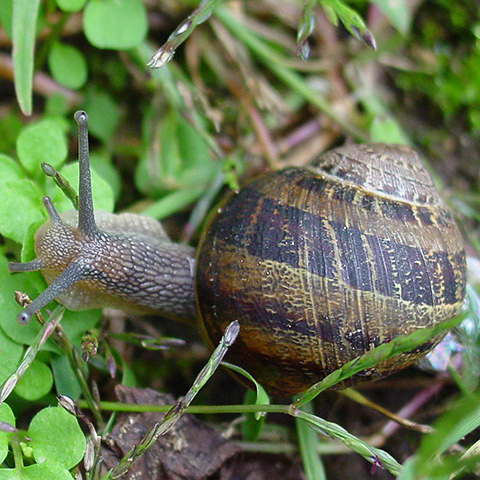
[77,400,289,415]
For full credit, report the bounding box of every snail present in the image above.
[8,111,466,397]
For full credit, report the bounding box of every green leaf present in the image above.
[141,187,205,220]
[0,180,44,243]
[399,389,480,480]
[82,91,119,142]
[14,360,53,401]
[0,154,23,186]
[17,119,68,173]
[223,362,269,409]
[322,5,338,26]
[0,326,23,385]
[60,309,102,347]
[0,462,74,480]
[319,0,376,49]
[419,389,480,461]
[0,403,15,464]
[90,151,122,200]
[12,0,41,115]
[48,42,87,89]
[28,406,86,469]
[45,94,69,118]
[0,312,41,349]
[372,0,411,35]
[83,0,147,50]
[0,112,23,152]
[370,116,410,144]
[0,0,13,39]
[50,354,82,399]
[241,390,266,441]
[56,0,86,13]
[136,109,216,197]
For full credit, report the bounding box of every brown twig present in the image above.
[0,53,81,108]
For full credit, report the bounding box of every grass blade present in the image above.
[293,311,467,407]
[12,0,41,115]
[294,409,402,476]
[296,403,327,480]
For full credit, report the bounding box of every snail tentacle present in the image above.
[42,196,63,225]
[15,261,87,324]
[8,258,44,273]
[74,110,99,239]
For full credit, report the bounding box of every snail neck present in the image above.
[42,212,198,324]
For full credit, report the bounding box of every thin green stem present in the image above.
[77,400,289,415]
[11,437,24,470]
[80,398,402,475]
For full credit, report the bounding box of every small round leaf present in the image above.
[0,155,23,186]
[83,0,147,50]
[15,360,53,401]
[17,120,68,173]
[28,406,86,469]
[82,90,119,141]
[56,0,87,12]
[0,180,45,243]
[0,326,23,385]
[48,42,87,89]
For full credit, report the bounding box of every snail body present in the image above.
[9,112,466,397]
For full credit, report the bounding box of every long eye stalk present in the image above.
[16,263,86,325]
[74,111,99,238]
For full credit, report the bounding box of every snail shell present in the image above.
[195,143,466,397]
